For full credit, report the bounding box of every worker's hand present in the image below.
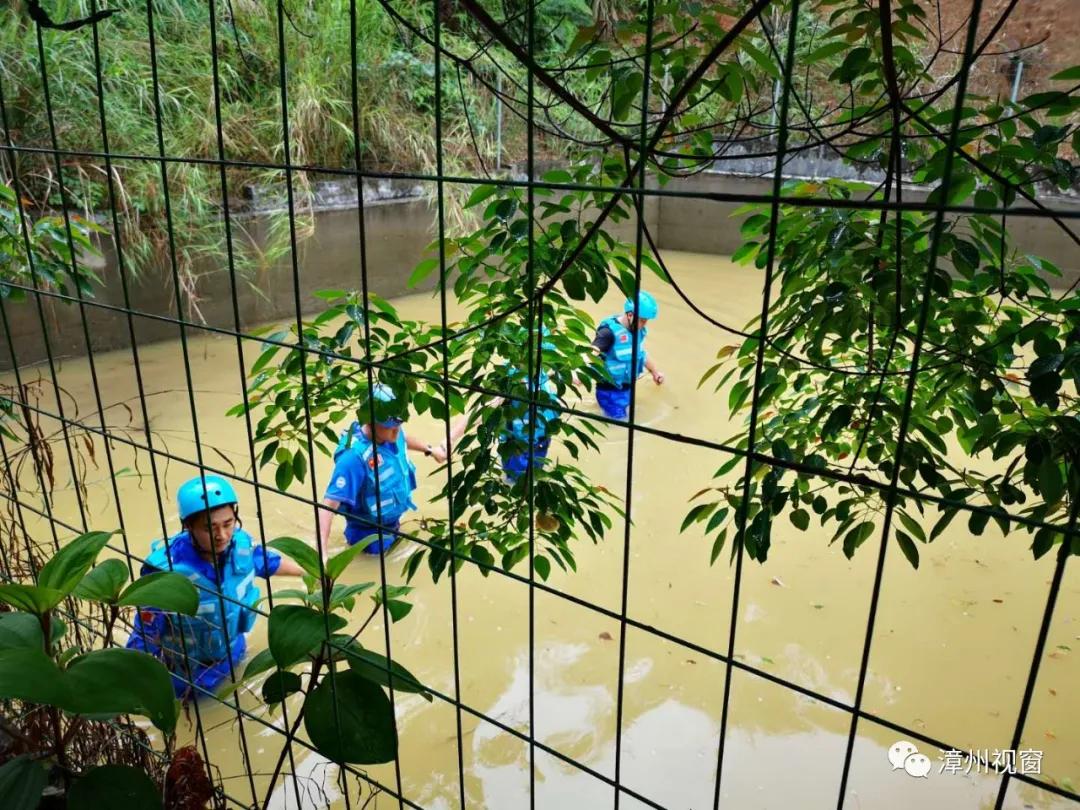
[651,369,666,385]
[430,442,448,463]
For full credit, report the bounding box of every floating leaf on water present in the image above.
[770,577,785,588]
[598,631,613,641]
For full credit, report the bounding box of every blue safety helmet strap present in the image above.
[624,290,659,320]
[177,474,238,521]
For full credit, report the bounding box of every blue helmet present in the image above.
[177,474,238,521]
[367,383,405,427]
[624,291,658,320]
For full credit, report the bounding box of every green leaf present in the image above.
[407,258,440,288]
[250,343,284,376]
[0,583,62,614]
[611,72,644,121]
[325,543,370,581]
[275,461,294,491]
[930,508,958,541]
[1038,458,1064,504]
[386,599,412,623]
[74,559,129,603]
[37,531,115,605]
[313,289,348,301]
[304,670,397,764]
[842,521,876,559]
[1032,528,1058,560]
[468,544,493,574]
[64,648,179,734]
[68,765,162,810]
[533,554,551,581]
[739,39,779,79]
[334,638,432,700]
[740,213,770,238]
[262,670,303,704]
[680,502,716,533]
[822,404,853,439]
[464,184,498,209]
[241,648,278,682]
[709,530,728,565]
[292,451,308,484]
[896,531,920,569]
[806,41,847,63]
[0,755,48,810]
[833,46,870,83]
[0,647,67,706]
[789,509,810,531]
[118,572,199,615]
[268,605,347,668]
[1029,371,1062,407]
[324,582,373,609]
[0,613,45,651]
[968,510,990,536]
[730,240,759,264]
[946,173,976,205]
[1049,66,1080,81]
[896,511,927,543]
[268,537,323,579]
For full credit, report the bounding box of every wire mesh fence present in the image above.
[1,0,1079,807]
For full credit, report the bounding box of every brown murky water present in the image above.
[5,251,1078,809]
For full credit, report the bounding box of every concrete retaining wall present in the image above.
[1,172,1073,369]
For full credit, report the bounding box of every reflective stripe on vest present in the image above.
[333,422,418,522]
[601,316,647,387]
[143,529,260,664]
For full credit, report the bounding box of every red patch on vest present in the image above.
[619,334,629,343]
[140,609,156,624]
[368,454,380,470]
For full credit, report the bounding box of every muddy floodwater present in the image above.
[5,251,1079,809]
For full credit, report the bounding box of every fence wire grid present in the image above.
[0,0,1079,808]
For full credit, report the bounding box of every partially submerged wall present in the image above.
[1,173,1074,369]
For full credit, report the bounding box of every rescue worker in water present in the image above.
[591,291,665,419]
[125,474,305,699]
[492,327,562,481]
[319,383,467,555]
[442,327,562,483]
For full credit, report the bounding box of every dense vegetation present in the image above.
[0,0,593,314]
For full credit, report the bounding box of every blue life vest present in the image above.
[506,371,559,444]
[142,530,260,666]
[333,422,418,525]
[600,316,647,387]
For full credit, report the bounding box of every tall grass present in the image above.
[0,0,527,314]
